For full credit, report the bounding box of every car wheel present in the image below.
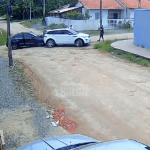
[37,42,42,47]
[75,39,83,47]
[12,43,17,50]
[46,39,55,48]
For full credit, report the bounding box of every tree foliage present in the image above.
[0,0,73,20]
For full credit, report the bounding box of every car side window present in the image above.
[62,30,71,35]
[47,31,54,34]
[13,34,23,39]
[47,30,63,34]
[54,30,63,34]
[24,33,33,39]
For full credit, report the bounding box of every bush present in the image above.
[66,11,84,20]
[85,10,91,19]
[48,23,67,29]
[121,21,131,29]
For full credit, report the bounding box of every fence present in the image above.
[45,17,134,31]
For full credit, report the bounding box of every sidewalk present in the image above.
[91,33,133,42]
[111,39,150,59]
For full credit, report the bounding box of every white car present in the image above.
[17,134,150,150]
[43,28,91,48]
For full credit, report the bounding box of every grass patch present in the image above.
[94,40,150,67]
[94,40,115,52]
[17,68,24,75]
[84,30,100,35]
[0,30,7,46]
[20,18,43,28]
[20,21,32,28]
[83,29,133,36]
[116,51,124,55]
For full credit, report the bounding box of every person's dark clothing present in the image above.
[100,27,104,41]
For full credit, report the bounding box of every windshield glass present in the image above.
[69,30,78,35]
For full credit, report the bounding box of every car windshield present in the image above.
[69,30,78,35]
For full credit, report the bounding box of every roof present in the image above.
[49,4,69,13]
[77,0,123,9]
[119,0,150,9]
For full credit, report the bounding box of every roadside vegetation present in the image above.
[20,18,43,28]
[83,29,133,36]
[0,0,73,20]
[94,40,150,67]
[0,30,7,46]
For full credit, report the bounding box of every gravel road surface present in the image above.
[0,57,68,150]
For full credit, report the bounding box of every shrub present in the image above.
[66,11,84,20]
[85,10,91,19]
[121,21,131,29]
[48,23,67,29]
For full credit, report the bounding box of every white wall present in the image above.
[45,17,134,31]
[121,9,125,19]
[88,9,108,20]
[45,17,100,30]
[127,9,134,19]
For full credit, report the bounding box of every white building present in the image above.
[47,0,150,29]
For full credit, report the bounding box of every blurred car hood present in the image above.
[17,134,99,150]
[81,139,150,150]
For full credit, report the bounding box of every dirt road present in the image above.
[1,20,150,145]
[8,44,149,145]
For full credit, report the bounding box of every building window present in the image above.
[108,10,121,19]
[108,13,119,19]
[95,13,100,19]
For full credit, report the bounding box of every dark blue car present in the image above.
[6,32,44,50]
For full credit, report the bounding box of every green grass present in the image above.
[94,40,115,52]
[20,20,32,28]
[17,68,24,75]
[83,29,133,36]
[94,40,150,67]
[0,30,7,46]
[116,51,124,55]
[20,18,43,28]
[84,30,100,35]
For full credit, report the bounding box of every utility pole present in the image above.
[98,0,102,41]
[100,0,102,27]
[42,0,45,25]
[139,0,141,8]
[30,0,31,21]
[43,0,45,17]
[7,0,13,66]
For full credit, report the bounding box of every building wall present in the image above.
[127,9,134,19]
[45,17,100,30]
[88,9,108,20]
[45,17,133,31]
[134,9,150,49]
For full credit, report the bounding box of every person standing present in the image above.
[69,25,74,30]
[98,25,104,42]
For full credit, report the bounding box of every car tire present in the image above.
[75,39,83,47]
[46,39,55,48]
[12,43,18,50]
[37,42,43,47]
